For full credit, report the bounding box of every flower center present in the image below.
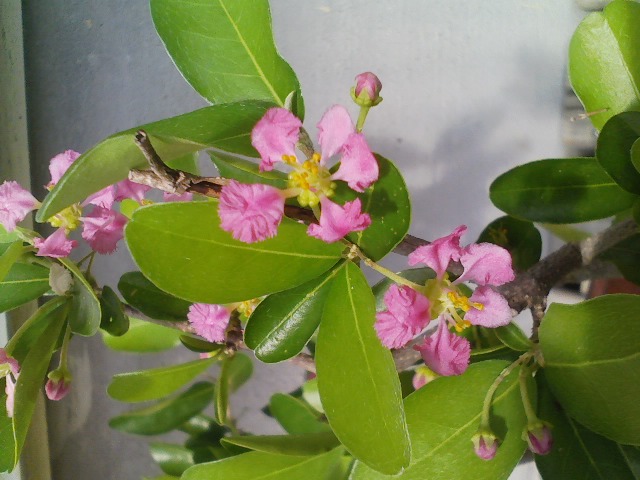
[441,288,483,332]
[48,204,82,233]
[285,153,336,207]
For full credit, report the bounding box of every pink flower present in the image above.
[218,181,285,243]
[472,430,499,461]
[251,108,302,171]
[414,321,470,376]
[408,225,466,278]
[1,349,19,418]
[0,349,19,377]
[525,422,553,455]
[465,286,512,328]
[83,185,116,209]
[307,197,371,243]
[45,368,72,401]
[34,228,77,258]
[5,373,17,418]
[352,72,383,106]
[163,191,193,202]
[187,303,231,343]
[47,150,80,188]
[316,105,355,160]
[81,207,128,254]
[374,284,430,349]
[114,179,150,203]
[0,181,39,232]
[412,366,436,390]
[457,243,515,286]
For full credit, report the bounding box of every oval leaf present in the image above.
[118,271,191,321]
[597,112,640,194]
[540,294,640,444]
[102,317,181,353]
[215,353,253,426]
[100,285,129,336]
[0,262,50,313]
[598,233,640,285]
[221,432,339,456]
[210,152,287,189]
[490,158,637,223]
[316,261,410,475]
[477,216,542,272]
[268,393,331,435]
[149,443,194,477]
[125,202,344,304]
[59,258,101,336]
[494,322,533,352]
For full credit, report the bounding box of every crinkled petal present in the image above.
[331,133,378,192]
[317,105,355,162]
[48,150,80,188]
[414,320,470,376]
[0,181,39,232]
[408,225,467,278]
[83,185,116,209]
[115,179,150,203]
[251,107,302,171]
[465,286,512,327]
[5,372,17,417]
[187,303,230,343]
[374,284,430,349]
[307,197,371,243]
[457,243,515,286]
[34,228,77,258]
[163,191,193,202]
[218,181,285,243]
[81,206,128,254]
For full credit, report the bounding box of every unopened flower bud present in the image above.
[524,421,553,455]
[351,72,383,107]
[45,368,72,401]
[471,429,499,461]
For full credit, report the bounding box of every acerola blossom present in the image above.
[252,107,303,171]
[84,185,116,209]
[457,243,516,286]
[0,181,39,232]
[187,303,231,343]
[45,368,72,401]
[47,150,80,188]
[352,72,383,107]
[307,197,371,243]
[34,228,77,258]
[374,284,430,349]
[414,321,470,376]
[218,181,285,243]
[0,349,19,418]
[407,225,466,278]
[472,430,499,461]
[114,179,151,203]
[525,422,553,455]
[81,207,128,254]
[465,286,512,328]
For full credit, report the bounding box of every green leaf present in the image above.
[215,353,253,426]
[0,397,15,472]
[569,0,640,131]
[99,285,129,336]
[149,443,194,477]
[0,262,50,313]
[125,202,344,304]
[302,378,323,414]
[244,263,344,363]
[150,0,302,112]
[118,271,191,321]
[477,216,542,272]
[109,382,214,436]
[494,322,533,352]
[37,101,272,221]
[540,294,640,444]
[268,393,330,435]
[540,223,591,243]
[0,242,26,283]
[102,317,181,353]
[58,258,101,336]
[351,361,530,479]
[597,112,640,194]
[210,152,287,189]
[535,371,640,480]
[179,335,225,354]
[490,158,637,223]
[107,357,216,403]
[598,233,640,285]
[169,152,200,176]
[316,262,410,475]
[182,448,343,480]
[221,432,340,456]
[334,155,411,261]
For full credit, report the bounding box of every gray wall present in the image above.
[21,1,585,478]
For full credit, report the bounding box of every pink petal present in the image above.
[456,243,515,286]
[81,206,128,254]
[307,197,371,243]
[34,228,77,258]
[465,286,512,328]
[354,72,382,101]
[5,372,17,418]
[0,349,19,376]
[45,377,71,401]
[331,133,379,192]
[251,107,302,172]
[0,181,39,232]
[187,303,230,343]
[115,179,150,203]
[414,320,470,376]
[48,150,80,188]
[408,225,467,278]
[317,105,355,161]
[374,284,430,349]
[218,181,285,243]
[163,191,193,202]
[472,432,499,461]
[83,185,116,209]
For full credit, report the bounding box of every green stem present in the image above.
[519,364,537,422]
[58,323,73,369]
[355,248,424,291]
[356,106,371,132]
[84,251,96,277]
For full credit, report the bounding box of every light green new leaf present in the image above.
[37,101,273,221]
[59,258,101,336]
[101,317,181,353]
[302,378,324,414]
[215,353,253,426]
[0,262,50,313]
[569,0,640,130]
[0,396,15,472]
[494,322,533,352]
[268,393,331,435]
[221,432,340,457]
[0,242,26,283]
[125,202,344,304]
[351,361,530,479]
[316,261,410,475]
[150,0,302,113]
[540,294,640,444]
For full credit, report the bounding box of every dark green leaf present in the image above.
[490,158,636,223]
[125,202,344,304]
[494,323,533,352]
[180,335,225,354]
[221,432,339,456]
[100,285,129,336]
[215,353,253,426]
[0,242,26,283]
[598,233,640,285]
[59,258,101,336]
[597,112,640,194]
[210,152,287,188]
[478,216,542,271]
[118,271,191,321]
[149,443,194,477]
[0,262,50,313]
[102,317,181,353]
[316,262,410,475]
[268,393,330,435]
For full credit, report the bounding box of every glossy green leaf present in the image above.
[535,372,640,480]
[268,393,330,435]
[490,158,637,223]
[597,112,640,194]
[118,271,191,321]
[494,322,533,352]
[569,0,640,131]
[0,262,50,313]
[170,152,200,176]
[149,443,194,477]
[182,448,343,480]
[0,395,15,472]
[351,361,530,479]
[125,202,344,304]
[210,152,287,189]
[477,216,542,272]
[102,317,181,353]
[316,262,409,475]
[37,101,272,221]
[215,353,253,426]
[0,242,26,283]
[302,378,323,414]
[107,357,216,403]
[99,285,129,336]
[109,382,214,435]
[540,294,640,444]
[221,432,339,456]
[372,268,435,311]
[334,155,411,261]
[598,233,640,285]
[245,263,344,363]
[150,0,302,112]
[59,258,101,336]
[179,335,225,354]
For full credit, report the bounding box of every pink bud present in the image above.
[525,422,553,455]
[352,72,383,107]
[471,430,499,461]
[45,368,72,401]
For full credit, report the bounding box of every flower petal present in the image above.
[83,185,116,209]
[34,228,77,258]
[5,372,17,418]
[457,243,515,286]
[408,225,467,278]
[317,105,355,161]
[307,197,371,243]
[115,179,150,203]
[0,181,39,232]
[163,191,194,202]
[465,286,512,328]
[81,207,128,254]
[187,303,230,343]
[374,284,430,349]
[331,133,378,192]
[251,107,302,171]
[414,320,470,376]
[48,150,80,188]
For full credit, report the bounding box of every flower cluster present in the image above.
[375,225,515,379]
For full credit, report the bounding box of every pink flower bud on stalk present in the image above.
[471,429,500,460]
[45,367,72,401]
[351,72,383,132]
[524,421,553,455]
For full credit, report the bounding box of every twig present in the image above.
[122,304,195,334]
